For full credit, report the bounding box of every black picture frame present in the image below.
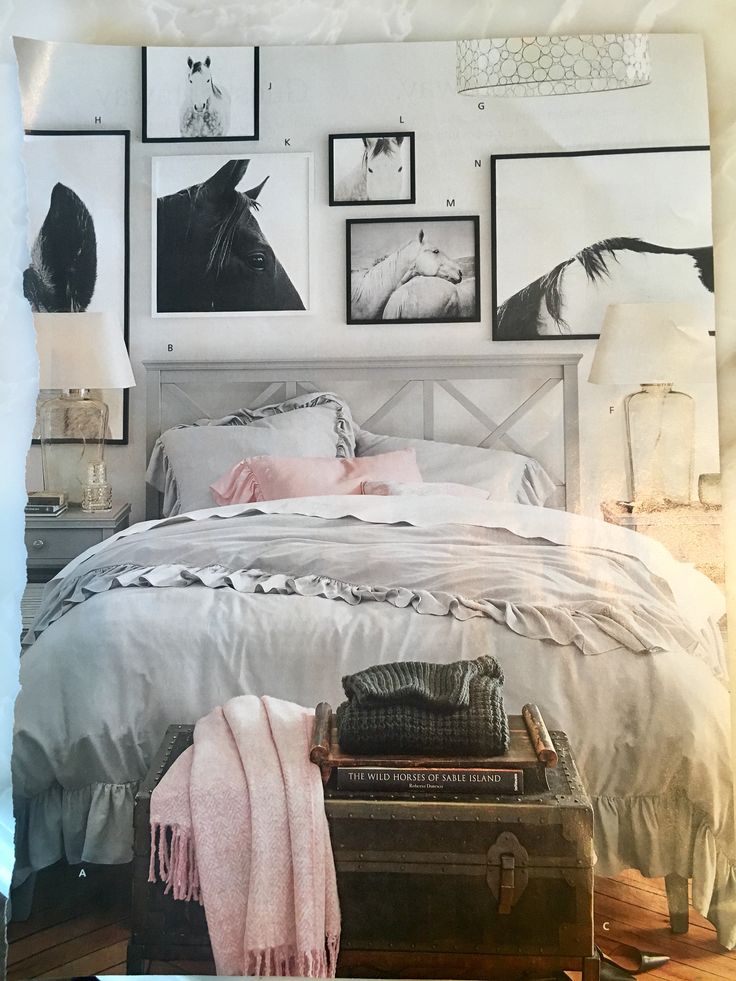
[329,132,416,206]
[141,46,260,143]
[490,145,714,341]
[24,129,131,445]
[346,216,481,325]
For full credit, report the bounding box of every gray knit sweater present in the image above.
[337,655,510,756]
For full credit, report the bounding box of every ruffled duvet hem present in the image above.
[24,561,717,674]
[12,782,736,948]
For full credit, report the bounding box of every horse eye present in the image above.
[367,167,373,173]
[398,166,403,172]
[432,249,440,254]
[248,253,267,270]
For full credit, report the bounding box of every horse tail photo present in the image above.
[496,236,714,339]
[156,158,305,313]
[180,54,231,138]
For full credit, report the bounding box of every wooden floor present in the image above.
[7,864,736,979]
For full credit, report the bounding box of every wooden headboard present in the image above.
[143,354,582,519]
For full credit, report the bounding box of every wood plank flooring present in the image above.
[7,864,736,979]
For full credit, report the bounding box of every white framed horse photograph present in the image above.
[152,153,312,316]
[330,132,416,206]
[491,146,715,341]
[347,216,480,324]
[142,46,259,142]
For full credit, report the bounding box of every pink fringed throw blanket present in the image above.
[149,695,341,977]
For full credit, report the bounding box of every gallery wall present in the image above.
[16,33,719,521]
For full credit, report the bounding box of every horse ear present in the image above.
[417,229,424,244]
[244,175,270,201]
[205,159,250,196]
[204,56,211,67]
[396,136,404,146]
[187,56,193,69]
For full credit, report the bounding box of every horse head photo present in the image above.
[24,182,97,313]
[180,54,231,138]
[156,157,306,314]
[332,133,414,204]
[349,219,479,323]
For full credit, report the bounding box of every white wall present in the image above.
[15,33,719,521]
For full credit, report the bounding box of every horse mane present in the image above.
[497,237,715,338]
[367,138,399,160]
[205,192,260,278]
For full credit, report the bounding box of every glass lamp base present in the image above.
[40,390,108,507]
[625,383,694,508]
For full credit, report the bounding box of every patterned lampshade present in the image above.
[456,35,651,97]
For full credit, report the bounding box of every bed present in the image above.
[12,355,736,948]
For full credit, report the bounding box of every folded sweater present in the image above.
[337,655,509,756]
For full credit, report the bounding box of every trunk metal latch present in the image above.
[486,831,529,914]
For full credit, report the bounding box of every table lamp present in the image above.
[34,312,136,508]
[588,302,715,509]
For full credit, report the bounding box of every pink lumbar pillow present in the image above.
[361,480,489,500]
[211,448,422,505]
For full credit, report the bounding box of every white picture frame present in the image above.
[151,153,313,317]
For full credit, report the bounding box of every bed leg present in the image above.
[8,871,36,922]
[126,942,146,975]
[581,953,601,980]
[665,873,689,934]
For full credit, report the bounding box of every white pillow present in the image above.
[355,429,555,506]
[147,393,356,515]
[362,480,489,500]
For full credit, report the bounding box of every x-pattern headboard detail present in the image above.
[143,355,582,519]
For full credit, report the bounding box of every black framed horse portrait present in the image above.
[23,129,130,443]
[490,146,715,340]
[152,154,312,316]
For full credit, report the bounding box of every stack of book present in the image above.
[310,702,557,798]
[25,492,68,517]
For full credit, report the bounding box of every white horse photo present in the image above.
[351,228,464,321]
[180,55,231,138]
[335,136,408,202]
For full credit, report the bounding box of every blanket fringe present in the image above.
[148,821,200,903]
[244,939,340,978]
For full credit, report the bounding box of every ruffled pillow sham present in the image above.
[211,448,422,505]
[146,392,356,516]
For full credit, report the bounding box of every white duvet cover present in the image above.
[12,495,735,945]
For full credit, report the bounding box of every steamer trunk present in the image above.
[129,723,598,979]
[326,730,598,979]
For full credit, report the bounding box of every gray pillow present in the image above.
[148,393,356,516]
[355,429,556,506]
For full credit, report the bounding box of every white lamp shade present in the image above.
[34,312,136,390]
[588,303,715,387]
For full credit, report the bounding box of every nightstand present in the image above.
[25,501,131,583]
[22,501,131,635]
[600,501,724,586]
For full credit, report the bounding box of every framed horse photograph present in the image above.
[142,46,259,142]
[23,129,130,443]
[329,132,416,206]
[152,153,312,316]
[346,216,481,325]
[491,145,715,341]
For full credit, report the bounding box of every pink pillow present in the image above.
[211,448,422,504]
[361,480,489,500]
